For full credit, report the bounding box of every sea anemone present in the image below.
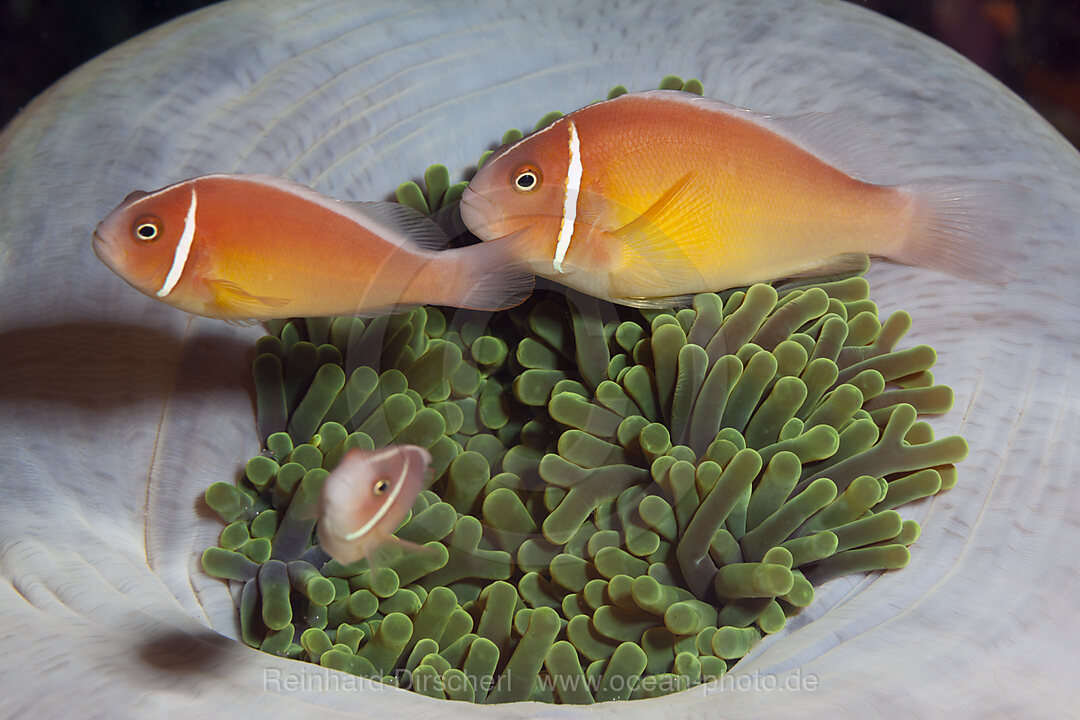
[200,86,970,701]
[1,0,1077,717]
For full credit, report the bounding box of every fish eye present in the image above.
[133,217,161,242]
[373,479,390,496]
[513,167,541,193]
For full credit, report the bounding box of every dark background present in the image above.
[2,0,1079,145]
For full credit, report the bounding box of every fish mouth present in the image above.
[91,230,108,258]
[459,188,502,240]
[91,228,122,273]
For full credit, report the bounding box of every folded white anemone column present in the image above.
[0,0,1077,717]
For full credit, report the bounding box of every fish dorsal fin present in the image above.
[648,90,896,182]
[208,279,289,319]
[605,172,714,297]
[753,112,895,182]
[347,201,449,251]
[204,174,451,251]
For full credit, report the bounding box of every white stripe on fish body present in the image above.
[343,452,410,541]
[157,187,197,297]
[553,119,582,274]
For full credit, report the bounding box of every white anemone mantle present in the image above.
[0,0,1077,717]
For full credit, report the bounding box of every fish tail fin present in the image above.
[894,179,1037,283]
[432,236,535,311]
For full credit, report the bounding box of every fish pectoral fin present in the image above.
[607,172,716,297]
[611,171,699,247]
[208,279,289,318]
[780,253,870,281]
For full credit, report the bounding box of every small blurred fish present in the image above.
[460,90,1032,306]
[316,445,432,568]
[93,174,533,321]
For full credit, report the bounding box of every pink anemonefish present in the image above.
[316,445,433,568]
[461,90,1032,306]
[93,173,533,321]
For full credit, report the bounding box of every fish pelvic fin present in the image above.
[362,531,441,574]
[894,179,1036,283]
[208,279,289,319]
[607,172,714,297]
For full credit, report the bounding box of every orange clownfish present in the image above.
[93,174,533,320]
[460,90,1031,306]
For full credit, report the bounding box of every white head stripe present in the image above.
[344,454,410,541]
[553,120,582,274]
[500,121,558,157]
[156,187,197,298]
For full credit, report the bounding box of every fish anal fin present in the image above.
[613,294,697,309]
[346,303,421,319]
[781,253,870,281]
[208,279,289,319]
